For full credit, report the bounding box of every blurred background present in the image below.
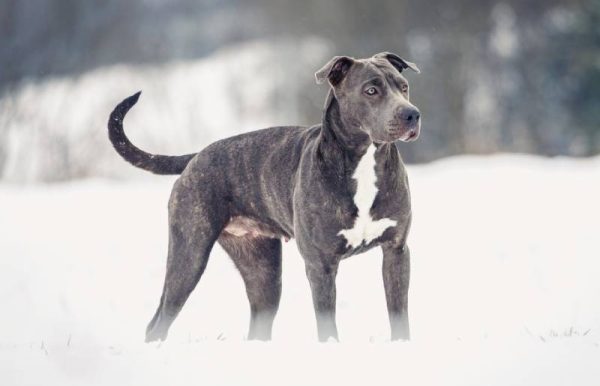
[0,0,598,182]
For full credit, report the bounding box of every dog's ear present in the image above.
[315,56,355,86]
[373,52,420,74]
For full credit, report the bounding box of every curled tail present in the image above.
[108,91,196,175]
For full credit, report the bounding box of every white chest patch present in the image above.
[338,144,397,248]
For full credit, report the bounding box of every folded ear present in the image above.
[373,52,420,74]
[315,56,355,86]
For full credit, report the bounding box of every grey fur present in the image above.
[108,52,421,342]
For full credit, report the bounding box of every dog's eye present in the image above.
[401,84,409,93]
[365,87,378,96]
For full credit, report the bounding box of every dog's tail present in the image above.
[107,91,196,175]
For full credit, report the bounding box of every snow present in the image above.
[1,155,599,385]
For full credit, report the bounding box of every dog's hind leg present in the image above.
[218,235,282,341]
[146,179,228,342]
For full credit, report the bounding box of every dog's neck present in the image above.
[317,91,400,180]
[319,91,374,156]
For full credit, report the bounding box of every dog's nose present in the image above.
[400,108,420,124]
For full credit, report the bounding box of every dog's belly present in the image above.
[223,216,282,239]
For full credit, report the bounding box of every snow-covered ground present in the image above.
[1,155,599,385]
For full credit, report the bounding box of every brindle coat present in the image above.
[107,52,421,342]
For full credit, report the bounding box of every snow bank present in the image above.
[1,155,599,385]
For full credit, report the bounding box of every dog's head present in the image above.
[315,52,421,143]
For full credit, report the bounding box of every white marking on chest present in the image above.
[338,144,397,248]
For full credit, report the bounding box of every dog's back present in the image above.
[180,125,320,238]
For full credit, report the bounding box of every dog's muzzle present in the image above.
[389,107,420,142]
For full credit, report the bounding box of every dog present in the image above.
[108,52,421,342]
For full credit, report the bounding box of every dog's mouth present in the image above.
[402,129,419,142]
[387,125,420,142]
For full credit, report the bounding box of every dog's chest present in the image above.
[337,145,397,248]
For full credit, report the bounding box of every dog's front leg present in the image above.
[382,243,410,340]
[304,260,340,342]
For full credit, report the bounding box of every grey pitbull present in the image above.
[108,52,421,342]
